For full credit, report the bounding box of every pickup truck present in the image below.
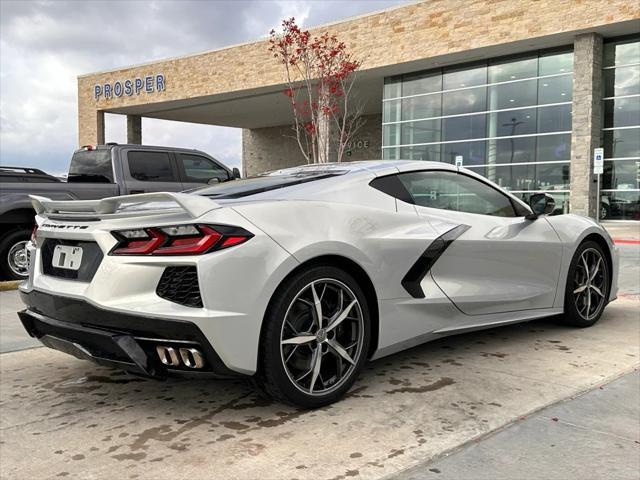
[0,143,239,279]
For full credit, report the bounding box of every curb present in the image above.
[0,281,21,292]
[613,239,640,245]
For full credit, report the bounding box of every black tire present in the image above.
[257,265,371,408]
[560,240,610,328]
[0,228,31,280]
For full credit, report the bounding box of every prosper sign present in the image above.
[94,74,165,100]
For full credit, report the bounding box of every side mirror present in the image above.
[232,167,241,179]
[207,177,221,185]
[527,192,555,219]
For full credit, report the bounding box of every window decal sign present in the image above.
[94,74,165,100]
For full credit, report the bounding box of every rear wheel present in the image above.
[0,228,31,280]
[561,241,610,327]
[257,265,370,408]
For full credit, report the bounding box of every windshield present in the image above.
[193,171,345,199]
[68,150,113,183]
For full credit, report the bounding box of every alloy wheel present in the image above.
[7,240,29,277]
[572,248,607,321]
[280,278,364,396]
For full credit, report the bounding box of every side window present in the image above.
[178,154,229,183]
[398,171,517,217]
[128,151,176,182]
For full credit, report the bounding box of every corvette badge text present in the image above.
[94,74,165,100]
[40,224,89,231]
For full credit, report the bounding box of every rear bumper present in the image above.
[19,290,243,379]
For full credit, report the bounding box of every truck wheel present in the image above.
[0,228,31,280]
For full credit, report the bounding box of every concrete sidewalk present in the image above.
[0,289,40,353]
[393,369,640,480]
[603,222,640,242]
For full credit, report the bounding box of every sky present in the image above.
[0,0,410,176]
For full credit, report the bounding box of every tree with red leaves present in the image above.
[269,18,365,163]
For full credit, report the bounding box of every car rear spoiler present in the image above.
[30,192,221,219]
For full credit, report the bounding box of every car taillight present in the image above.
[30,225,38,247]
[110,224,253,256]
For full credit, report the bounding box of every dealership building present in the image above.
[78,0,640,220]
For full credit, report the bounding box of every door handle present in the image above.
[130,190,145,194]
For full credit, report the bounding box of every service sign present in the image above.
[594,147,604,175]
[94,73,165,101]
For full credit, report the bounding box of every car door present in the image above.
[396,169,564,316]
[176,153,231,190]
[123,149,184,194]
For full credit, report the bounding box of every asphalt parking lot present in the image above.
[0,225,638,480]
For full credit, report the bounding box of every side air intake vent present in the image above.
[156,266,203,308]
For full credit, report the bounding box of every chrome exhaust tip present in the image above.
[156,345,180,366]
[156,345,205,369]
[179,348,205,369]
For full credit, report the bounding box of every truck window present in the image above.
[178,154,229,183]
[68,150,113,183]
[128,151,176,182]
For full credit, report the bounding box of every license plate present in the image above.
[52,245,83,271]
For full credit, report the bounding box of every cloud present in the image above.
[1,0,408,175]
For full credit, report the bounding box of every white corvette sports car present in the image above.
[19,160,618,407]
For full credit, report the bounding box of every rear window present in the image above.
[194,171,345,199]
[68,150,113,183]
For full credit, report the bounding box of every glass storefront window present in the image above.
[383,99,401,123]
[601,37,640,220]
[442,87,486,115]
[490,108,537,137]
[603,66,640,97]
[604,40,640,67]
[537,133,571,162]
[538,74,573,104]
[401,119,441,145]
[402,71,442,97]
[401,145,440,162]
[488,79,537,110]
[443,114,486,141]
[600,191,640,220]
[603,160,640,190]
[487,137,536,164]
[402,95,441,120]
[383,77,402,99]
[383,147,400,160]
[383,124,401,147]
[382,48,575,202]
[469,162,570,192]
[538,104,572,133]
[604,97,640,128]
[443,64,487,90]
[442,141,486,165]
[603,127,640,159]
[489,56,538,83]
[539,51,574,76]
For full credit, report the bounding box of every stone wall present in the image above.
[242,114,382,176]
